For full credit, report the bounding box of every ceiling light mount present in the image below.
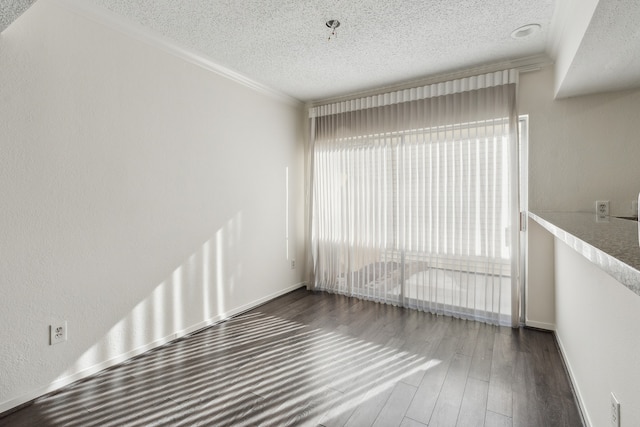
[326,19,340,40]
[511,23,541,39]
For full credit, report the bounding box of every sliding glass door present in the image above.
[309,71,520,326]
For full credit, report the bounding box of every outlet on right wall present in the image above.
[520,65,640,426]
[519,65,640,217]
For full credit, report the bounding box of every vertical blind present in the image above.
[307,70,519,326]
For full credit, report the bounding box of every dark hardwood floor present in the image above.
[0,289,583,426]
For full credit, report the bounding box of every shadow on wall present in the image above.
[58,211,245,383]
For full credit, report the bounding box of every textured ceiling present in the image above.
[87,0,555,101]
[556,0,640,97]
[3,0,640,101]
[0,0,37,33]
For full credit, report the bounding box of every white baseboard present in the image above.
[554,332,592,427]
[524,319,555,331]
[0,282,307,415]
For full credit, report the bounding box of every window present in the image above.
[309,70,519,326]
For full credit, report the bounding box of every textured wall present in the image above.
[520,66,640,216]
[0,0,304,410]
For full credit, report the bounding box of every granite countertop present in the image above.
[528,211,640,297]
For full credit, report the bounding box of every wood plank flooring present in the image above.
[0,289,583,426]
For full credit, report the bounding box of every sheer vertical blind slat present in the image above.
[307,70,519,326]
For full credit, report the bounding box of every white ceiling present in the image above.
[0,0,36,32]
[554,0,640,98]
[2,0,640,101]
[87,0,555,101]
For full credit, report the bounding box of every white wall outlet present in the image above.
[50,321,68,345]
[611,392,620,427]
[596,200,609,217]
[290,259,296,270]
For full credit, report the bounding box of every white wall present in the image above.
[546,0,599,97]
[524,219,555,329]
[520,66,640,217]
[554,239,640,427]
[519,66,640,328]
[520,65,640,424]
[0,0,304,412]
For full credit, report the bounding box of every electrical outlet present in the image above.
[611,393,620,427]
[596,200,609,217]
[290,259,296,270]
[50,321,67,345]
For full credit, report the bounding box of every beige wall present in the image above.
[0,0,304,411]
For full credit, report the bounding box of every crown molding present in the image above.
[53,0,303,108]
